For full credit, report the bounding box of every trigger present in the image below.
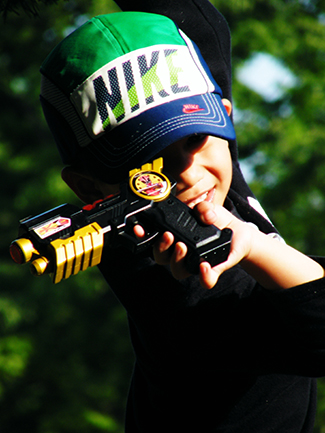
[129,217,160,251]
[134,231,160,252]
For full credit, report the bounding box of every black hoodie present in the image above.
[97,1,325,432]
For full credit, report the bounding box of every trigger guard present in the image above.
[134,230,160,253]
[116,229,160,254]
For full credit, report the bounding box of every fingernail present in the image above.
[202,209,216,224]
[175,243,182,257]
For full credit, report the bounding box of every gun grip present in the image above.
[141,196,232,274]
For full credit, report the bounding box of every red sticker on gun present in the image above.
[33,217,71,239]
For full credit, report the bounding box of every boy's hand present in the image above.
[150,201,254,289]
[195,201,253,289]
[135,200,325,290]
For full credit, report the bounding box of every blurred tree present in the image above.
[0,1,134,432]
[1,0,325,431]
[217,0,325,255]
[0,0,58,17]
[214,1,325,431]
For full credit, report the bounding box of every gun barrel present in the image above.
[10,238,39,264]
[9,158,232,283]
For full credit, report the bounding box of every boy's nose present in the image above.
[158,135,206,188]
[176,158,204,190]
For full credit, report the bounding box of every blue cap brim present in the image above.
[85,91,235,181]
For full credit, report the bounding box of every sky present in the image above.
[235,52,298,182]
[236,52,298,102]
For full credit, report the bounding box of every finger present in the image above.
[195,202,232,229]
[199,262,219,289]
[195,201,218,225]
[153,231,174,265]
[170,242,190,280]
[199,241,247,289]
[133,224,146,238]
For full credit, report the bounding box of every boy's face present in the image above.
[157,134,232,209]
[93,133,232,209]
[64,133,233,211]
[70,97,234,209]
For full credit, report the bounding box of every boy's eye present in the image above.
[185,134,207,149]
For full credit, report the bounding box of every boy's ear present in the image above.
[61,166,104,204]
[221,98,232,116]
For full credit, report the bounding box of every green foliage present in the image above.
[211,1,325,431]
[0,1,132,432]
[213,0,325,255]
[0,0,58,18]
[1,0,325,431]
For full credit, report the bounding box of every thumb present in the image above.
[195,201,233,229]
[199,245,241,289]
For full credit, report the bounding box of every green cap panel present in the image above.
[41,12,186,94]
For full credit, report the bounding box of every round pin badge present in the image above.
[129,169,171,202]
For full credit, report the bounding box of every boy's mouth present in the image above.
[185,188,215,209]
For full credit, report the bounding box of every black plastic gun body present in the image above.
[10,158,232,284]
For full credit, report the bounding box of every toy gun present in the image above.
[9,158,232,284]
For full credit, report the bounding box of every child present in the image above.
[39,5,325,432]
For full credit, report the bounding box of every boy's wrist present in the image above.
[241,228,325,290]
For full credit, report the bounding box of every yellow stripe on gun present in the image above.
[50,223,104,284]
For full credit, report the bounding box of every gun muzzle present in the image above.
[10,238,39,264]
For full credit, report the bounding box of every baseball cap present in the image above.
[40,11,236,182]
